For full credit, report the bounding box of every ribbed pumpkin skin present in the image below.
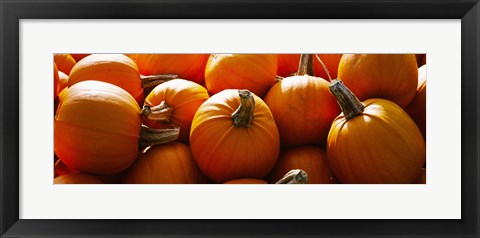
[54,80,141,175]
[276,54,342,80]
[54,173,104,184]
[143,79,209,143]
[267,146,336,184]
[337,54,418,108]
[54,54,77,75]
[327,98,426,184]
[224,178,267,184]
[405,65,426,140]
[264,75,340,148]
[68,54,144,105]
[136,54,210,84]
[205,54,278,98]
[190,89,280,183]
[122,143,208,184]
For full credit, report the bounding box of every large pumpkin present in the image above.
[264,54,340,147]
[327,80,426,183]
[405,65,426,140]
[337,54,418,108]
[54,80,179,175]
[142,79,209,143]
[54,54,77,75]
[68,54,145,105]
[267,146,336,184]
[190,89,280,183]
[135,54,209,84]
[205,54,278,98]
[122,142,208,184]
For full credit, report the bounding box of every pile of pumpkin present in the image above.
[53,53,427,184]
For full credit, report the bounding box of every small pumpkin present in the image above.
[337,54,418,108]
[54,173,103,184]
[224,178,267,184]
[136,54,209,85]
[68,54,145,105]
[190,89,280,183]
[54,54,77,75]
[142,79,209,143]
[205,54,278,98]
[327,80,426,184]
[267,146,336,184]
[264,54,340,147]
[122,142,207,184]
[405,65,426,140]
[54,80,179,175]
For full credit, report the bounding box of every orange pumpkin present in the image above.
[54,80,179,175]
[70,54,90,62]
[68,54,145,105]
[267,146,336,184]
[327,80,426,184]
[205,54,278,98]
[142,79,209,143]
[190,89,280,183]
[264,54,340,147]
[136,54,209,84]
[122,142,207,184]
[337,54,418,108]
[54,63,60,98]
[224,178,267,184]
[54,173,103,184]
[54,54,77,75]
[405,65,426,140]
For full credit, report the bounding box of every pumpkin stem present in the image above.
[138,124,180,150]
[140,74,178,89]
[231,90,255,128]
[141,101,173,123]
[329,79,365,120]
[296,54,315,76]
[275,169,308,184]
[314,54,332,81]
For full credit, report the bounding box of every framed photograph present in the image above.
[1,0,479,237]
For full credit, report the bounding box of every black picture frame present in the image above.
[1,0,479,237]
